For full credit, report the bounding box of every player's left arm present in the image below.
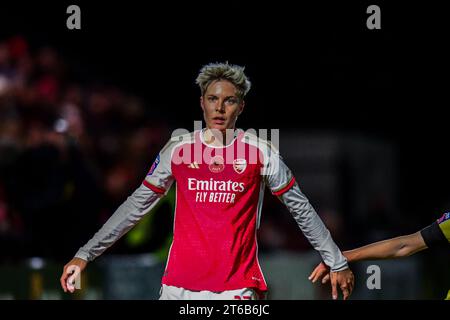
[277,181,354,299]
[263,143,353,299]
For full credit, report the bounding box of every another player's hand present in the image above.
[60,257,87,293]
[330,268,354,300]
[309,262,330,284]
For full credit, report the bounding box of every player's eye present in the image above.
[224,97,238,105]
[207,96,218,102]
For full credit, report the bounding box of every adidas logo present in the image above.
[187,162,200,169]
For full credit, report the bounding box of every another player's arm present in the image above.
[345,232,427,262]
[310,215,450,283]
[309,232,426,284]
[348,214,450,261]
[350,214,450,261]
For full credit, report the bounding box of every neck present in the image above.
[204,127,236,146]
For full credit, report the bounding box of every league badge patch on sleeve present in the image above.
[147,154,160,176]
[437,212,450,224]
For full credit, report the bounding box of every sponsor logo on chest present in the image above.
[188,178,245,204]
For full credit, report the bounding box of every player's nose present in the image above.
[215,101,225,112]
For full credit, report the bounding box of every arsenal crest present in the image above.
[233,158,247,174]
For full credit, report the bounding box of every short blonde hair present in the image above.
[195,62,251,100]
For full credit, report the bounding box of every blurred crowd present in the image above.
[0,35,358,264]
[0,35,307,264]
[0,35,171,262]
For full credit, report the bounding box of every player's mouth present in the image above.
[212,116,226,125]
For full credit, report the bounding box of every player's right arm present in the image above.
[60,184,165,292]
[61,257,87,293]
[60,138,177,293]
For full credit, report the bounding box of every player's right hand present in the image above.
[60,257,87,293]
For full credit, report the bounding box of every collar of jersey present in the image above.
[199,128,242,148]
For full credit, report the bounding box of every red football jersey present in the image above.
[143,129,295,292]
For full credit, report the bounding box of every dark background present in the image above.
[2,1,448,218]
[0,1,449,299]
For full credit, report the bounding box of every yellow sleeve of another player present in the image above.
[437,212,450,243]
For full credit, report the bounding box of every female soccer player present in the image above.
[61,62,354,300]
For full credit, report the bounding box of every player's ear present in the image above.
[200,96,205,112]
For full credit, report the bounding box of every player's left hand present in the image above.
[309,262,354,300]
[330,268,354,300]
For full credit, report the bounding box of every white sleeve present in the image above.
[277,182,348,271]
[142,140,176,194]
[262,144,348,272]
[75,184,163,261]
[75,139,176,261]
[262,144,295,196]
